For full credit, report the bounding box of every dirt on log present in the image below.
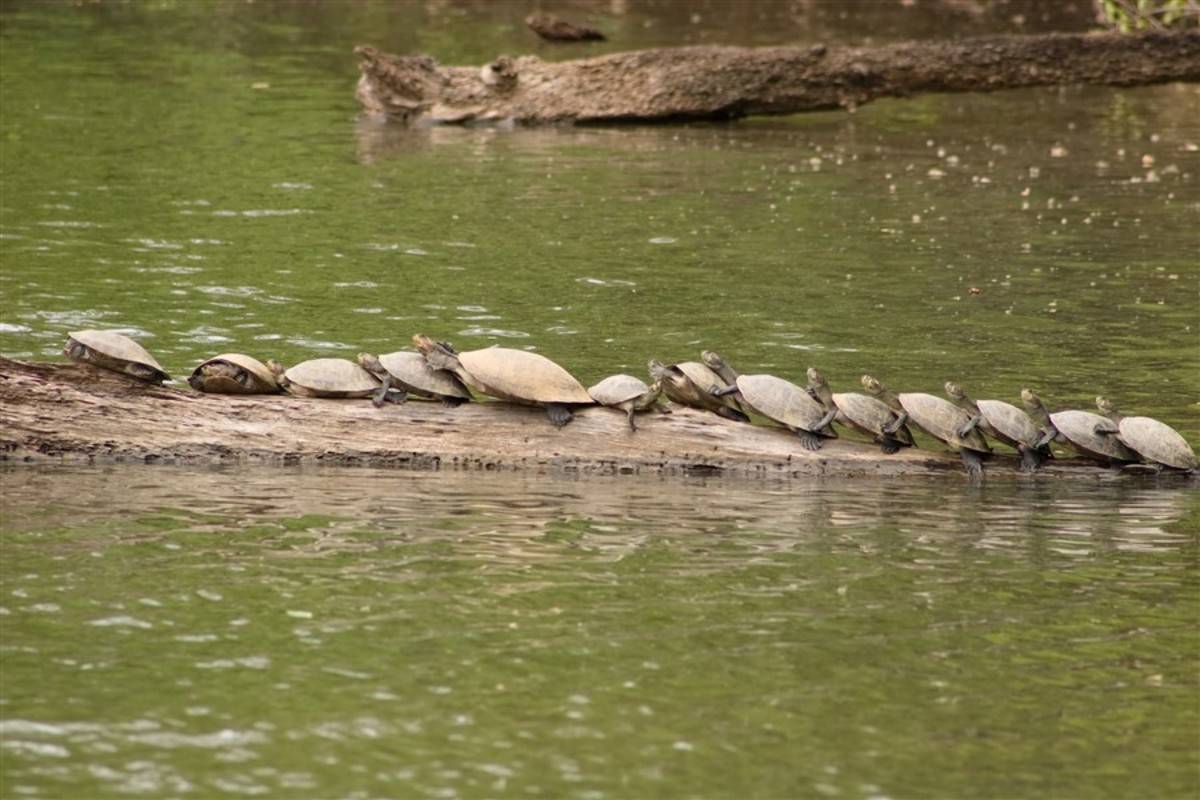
[354,30,1200,124]
[0,357,1157,482]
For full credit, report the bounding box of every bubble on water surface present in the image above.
[90,616,153,629]
[456,327,529,339]
[195,657,270,670]
[648,236,677,244]
[0,323,32,333]
[273,182,314,190]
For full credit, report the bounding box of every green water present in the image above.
[1,2,1198,797]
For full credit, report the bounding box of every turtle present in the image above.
[862,375,991,478]
[357,351,472,408]
[63,329,170,383]
[1095,396,1197,472]
[267,358,381,399]
[945,382,1049,473]
[806,367,914,454]
[413,335,593,427]
[647,359,750,423]
[588,375,665,432]
[188,353,279,394]
[699,351,837,450]
[1020,389,1138,465]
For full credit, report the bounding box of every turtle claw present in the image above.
[798,430,823,451]
[880,438,900,455]
[546,403,573,428]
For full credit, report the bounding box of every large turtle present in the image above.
[700,351,837,450]
[1020,389,1137,464]
[413,335,593,427]
[647,359,749,422]
[588,375,664,432]
[807,368,914,454]
[357,351,472,408]
[1022,388,1132,462]
[268,358,381,399]
[1095,396,1197,472]
[862,375,991,478]
[63,330,170,383]
[188,353,279,394]
[945,382,1049,473]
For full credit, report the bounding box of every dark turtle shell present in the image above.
[898,392,990,454]
[1049,410,1138,463]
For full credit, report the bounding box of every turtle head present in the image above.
[944,381,966,401]
[186,371,206,391]
[647,359,671,382]
[806,367,827,388]
[700,350,725,371]
[356,352,383,374]
[861,375,884,396]
[413,335,460,371]
[266,359,287,378]
[1020,388,1042,412]
[1095,396,1120,419]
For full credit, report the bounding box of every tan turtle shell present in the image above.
[284,358,380,397]
[191,353,278,394]
[975,399,1040,449]
[898,392,991,453]
[737,374,834,436]
[832,391,911,443]
[1050,410,1138,463]
[68,330,168,378]
[457,347,592,405]
[1115,416,1198,471]
[378,351,471,400]
[589,374,652,405]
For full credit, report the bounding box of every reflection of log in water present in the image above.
[355,31,1200,124]
[2,357,1187,482]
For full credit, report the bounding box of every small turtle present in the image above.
[863,375,991,478]
[188,353,279,394]
[413,335,593,427]
[63,330,170,383]
[700,351,837,450]
[268,358,380,399]
[647,359,750,423]
[807,368,914,454]
[357,351,472,408]
[588,375,664,432]
[945,382,1049,473]
[1020,390,1137,464]
[1095,396,1197,472]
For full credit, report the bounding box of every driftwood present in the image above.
[0,357,1174,482]
[354,30,1200,124]
[526,13,606,42]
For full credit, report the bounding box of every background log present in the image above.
[355,30,1200,124]
[0,358,1170,482]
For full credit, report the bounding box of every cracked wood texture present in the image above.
[0,357,1158,481]
[354,30,1200,124]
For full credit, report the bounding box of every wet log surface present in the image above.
[0,357,1170,482]
[355,30,1200,124]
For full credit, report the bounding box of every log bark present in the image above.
[354,30,1200,124]
[0,357,1170,482]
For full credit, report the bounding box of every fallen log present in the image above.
[354,30,1200,124]
[0,357,1173,482]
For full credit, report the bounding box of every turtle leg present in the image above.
[1035,428,1057,449]
[1018,445,1042,473]
[797,430,823,451]
[441,396,467,408]
[383,388,407,404]
[957,414,981,439]
[626,406,638,433]
[815,407,838,432]
[879,436,901,455]
[711,385,740,398]
[371,375,393,407]
[1093,425,1117,437]
[125,363,160,382]
[883,411,909,435]
[960,448,985,481]
[715,406,750,423]
[546,403,573,428]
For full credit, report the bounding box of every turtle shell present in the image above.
[191,353,278,394]
[284,358,380,397]
[1049,410,1137,462]
[832,392,910,442]
[1117,416,1198,470]
[589,374,651,406]
[976,399,1040,449]
[739,374,834,436]
[898,392,991,453]
[378,351,471,400]
[68,330,169,380]
[458,347,592,405]
[674,361,743,412]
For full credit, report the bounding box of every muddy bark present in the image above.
[0,358,1168,482]
[354,30,1200,124]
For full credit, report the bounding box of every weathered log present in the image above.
[354,30,1200,124]
[0,357,1175,482]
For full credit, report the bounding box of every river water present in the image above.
[1,2,1198,797]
